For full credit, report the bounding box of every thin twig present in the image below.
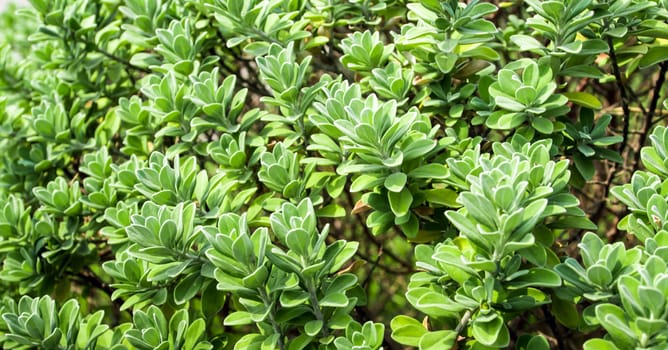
[93,46,150,73]
[580,37,638,242]
[455,309,473,334]
[354,250,412,275]
[606,36,631,152]
[635,61,668,167]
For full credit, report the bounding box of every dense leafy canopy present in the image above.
[0,0,667,349]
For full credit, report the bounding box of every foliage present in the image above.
[0,0,667,349]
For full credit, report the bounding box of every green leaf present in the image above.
[408,164,448,179]
[262,333,280,350]
[147,261,190,282]
[385,172,407,192]
[184,319,207,350]
[391,316,427,347]
[595,304,637,348]
[510,34,545,50]
[317,204,346,218]
[459,192,497,228]
[558,41,583,54]
[587,264,613,287]
[516,335,551,350]
[446,211,493,254]
[551,297,580,329]
[388,188,413,217]
[320,292,348,307]
[578,145,597,158]
[402,139,437,160]
[436,53,458,74]
[418,330,457,350]
[288,334,314,350]
[326,175,347,197]
[280,290,310,308]
[640,46,668,68]
[583,339,620,350]
[506,268,562,289]
[408,287,467,318]
[531,117,554,134]
[328,241,359,273]
[286,229,311,257]
[471,314,509,347]
[495,96,526,112]
[460,46,501,60]
[304,320,323,337]
[399,213,419,238]
[173,274,202,305]
[574,153,595,180]
[605,27,628,38]
[242,266,269,289]
[424,188,459,207]
[516,86,537,105]
[351,174,384,192]
[563,92,602,109]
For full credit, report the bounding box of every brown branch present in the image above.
[635,61,668,167]
[606,36,631,153]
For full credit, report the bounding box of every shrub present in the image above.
[0,0,667,349]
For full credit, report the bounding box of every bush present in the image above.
[0,0,667,349]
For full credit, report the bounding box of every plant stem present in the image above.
[637,61,668,167]
[606,36,631,152]
[455,309,473,334]
[259,288,285,350]
[93,46,151,73]
[582,36,636,242]
[648,62,668,120]
[306,279,329,337]
[297,110,308,152]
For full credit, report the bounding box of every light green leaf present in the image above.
[510,35,545,50]
[304,320,323,337]
[224,311,253,326]
[495,96,526,112]
[506,268,562,289]
[317,204,346,218]
[583,339,620,350]
[385,172,407,192]
[563,92,602,109]
[460,46,501,60]
[531,117,554,134]
[391,316,427,347]
[388,188,413,217]
[418,330,457,350]
[640,46,668,68]
[408,164,448,179]
[587,264,613,287]
[471,314,509,347]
